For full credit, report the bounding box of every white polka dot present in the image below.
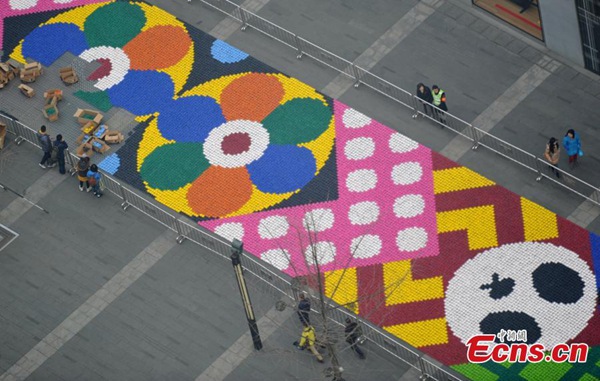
[343,108,372,129]
[396,227,428,252]
[344,137,375,160]
[348,201,379,225]
[214,223,244,242]
[304,209,334,232]
[10,0,38,10]
[304,242,336,265]
[389,133,419,153]
[258,216,289,239]
[346,169,377,193]
[261,249,291,271]
[350,235,382,259]
[393,194,425,218]
[391,162,423,185]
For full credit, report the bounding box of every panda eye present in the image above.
[532,262,585,304]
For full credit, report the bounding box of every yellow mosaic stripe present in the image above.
[385,318,448,347]
[383,260,443,305]
[437,206,498,250]
[324,268,359,314]
[433,167,495,194]
[521,197,559,241]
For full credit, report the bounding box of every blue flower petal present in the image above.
[247,144,316,194]
[211,40,249,64]
[107,70,174,115]
[99,153,120,175]
[22,23,88,67]
[158,96,225,143]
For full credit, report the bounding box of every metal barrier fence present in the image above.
[1,112,463,380]
[194,0,600,208]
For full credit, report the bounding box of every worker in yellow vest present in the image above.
[295,322,324,363]
[431,85,448,125]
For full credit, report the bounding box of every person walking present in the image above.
[295,322,324,363]
[544,137,561,178]
[344,318,366,359]
[297,293,311,325]
[87,164,103,198]
[53,134,68,174]
[414,83,434,118]
[77,156,91,192]
[431,85,448,125]
[562,128,581,169]
[36,125,54,168]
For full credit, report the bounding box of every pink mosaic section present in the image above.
[0,0,106,49]
[199,100,440,276]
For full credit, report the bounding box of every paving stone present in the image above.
[583,80,600,96]
[493,31,514,47]
[470,18,490,34]
[482,24,501,41]
[441,3,464,20]
[456,12,477,27]
[505,38,527,54]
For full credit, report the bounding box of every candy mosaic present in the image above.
[4,2,599,380]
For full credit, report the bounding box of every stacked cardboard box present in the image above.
[59,67,78,85]
[20,62,42,83]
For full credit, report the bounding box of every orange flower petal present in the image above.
[187,166,253,217]
[220,73,284,122]
[123,25,191,70]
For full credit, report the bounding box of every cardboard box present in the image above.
[91,137,110,154]
[43,104,59,122]
[104,130,124,144]
[81,121,97,134]
[18,84,35,98]
[0,122,6,150]
[74,108,102,126]
[24,62,41,71]
[44,89,63,101]
[76,142,94,158]
[76,133,93,145]
[93,124,108,140]
[59,67,78,85]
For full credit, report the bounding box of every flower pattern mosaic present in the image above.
[4,2,600,380]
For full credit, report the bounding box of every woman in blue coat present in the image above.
[562,129,581,169]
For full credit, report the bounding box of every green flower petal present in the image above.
[84,2,146,48]
[262,98,332,145]
[140,143,209,191]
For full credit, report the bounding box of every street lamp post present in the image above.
[230,239,262,350]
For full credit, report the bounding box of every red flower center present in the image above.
[87,58,112,81]
[221,132,251,155]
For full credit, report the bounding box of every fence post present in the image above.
[411,95,419,119]
[535,158,544,182]
[351,64,361,88]
[239,7,248,30]
[175,219,186,244]
[470,125,480,150]
[418,357,430,380]
[294,34,303,59]
[119,184,130,210]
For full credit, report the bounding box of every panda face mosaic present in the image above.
[445,242,597,350]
